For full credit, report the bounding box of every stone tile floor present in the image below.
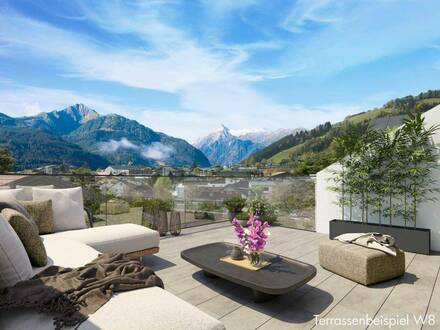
[143,222,440,330]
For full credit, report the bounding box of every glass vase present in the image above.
[247,252,261,265]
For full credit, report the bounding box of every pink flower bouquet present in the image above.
[232,214,270,265]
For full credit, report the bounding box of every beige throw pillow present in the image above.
[1,208,48,267]
[32,187,87,232]
[0,197,39,234]
[21,200,55,234]
[0,214,33,289]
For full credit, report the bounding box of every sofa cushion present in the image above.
[32,236,100,275]
[32,187,87,232]
[1,208,48,267]
[16,185,54,201]
[0,288,224,330]
[0,214,33,289]
[21,200,54,234]
[43,224,160,254]
[81,287,225,330]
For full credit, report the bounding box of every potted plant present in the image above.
[235,211,249,226]
[197,201,220,221]
[223,196,246,221]
[330,113,439,254]
[248,198,278,225]
[133,198,173,235]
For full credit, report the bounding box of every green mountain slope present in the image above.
[243,90,440,174]
[66,114,211,167]
[0,126,109,170]
[244,123,332,164]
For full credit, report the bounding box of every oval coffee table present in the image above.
[181,242,316,302]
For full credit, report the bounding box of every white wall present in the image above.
[315,105,440,251]
[315,163,341,234]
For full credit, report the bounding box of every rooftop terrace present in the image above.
[145,223,440,330]
[2,174,439,329]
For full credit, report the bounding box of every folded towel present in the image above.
[335,232,397,256]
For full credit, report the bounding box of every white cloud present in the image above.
[98,138,174,161]
[98,138,139,153]
[0,10,260,93]
[282,0,339,33]
[141,142,173,160]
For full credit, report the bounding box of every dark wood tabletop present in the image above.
[181,242,316,297]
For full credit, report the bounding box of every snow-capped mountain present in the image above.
[194,125,299,165]
[194,125,259,166]
[231,128,302,146]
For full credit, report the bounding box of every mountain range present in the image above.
[5,90,436,173]
[194,125,299,165]
[0,104,210,170]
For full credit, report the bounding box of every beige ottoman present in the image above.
[319,240,405,286]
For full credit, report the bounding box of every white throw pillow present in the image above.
[0,188,27,201]
[16,185,55,201]
[32,187,87,232]
[0,214,33,289]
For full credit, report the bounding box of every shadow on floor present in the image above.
[142,255,176,272]
[396,272,418,285]
[190,270,333,323]
[366,272,418,290]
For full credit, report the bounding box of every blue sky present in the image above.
[0,0,440,141]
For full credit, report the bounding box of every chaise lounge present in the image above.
[0,186,225,330]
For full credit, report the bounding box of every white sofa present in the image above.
[44,223,160,258]
[0,186,225,330]
[0,235,225,330]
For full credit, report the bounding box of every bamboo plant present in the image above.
[331,113,439,228]
[400,113,439,227]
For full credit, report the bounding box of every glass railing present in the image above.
[0,174,315,232]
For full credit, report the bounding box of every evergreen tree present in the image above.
[0,147,14,173]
